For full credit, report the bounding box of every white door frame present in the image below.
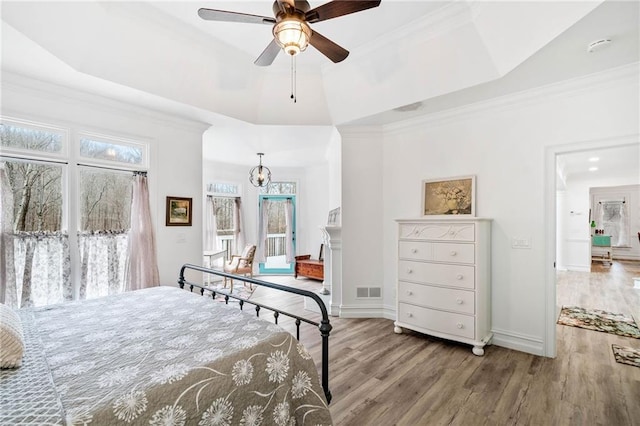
[544,133,639,357]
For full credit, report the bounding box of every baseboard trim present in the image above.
[491,328,545,356]
[339,304,395,319]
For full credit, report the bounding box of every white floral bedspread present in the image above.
[3,286,332,425]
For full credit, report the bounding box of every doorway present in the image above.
[546,135,640,357]
[258,195,296,274]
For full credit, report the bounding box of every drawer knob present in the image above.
[449,231,455,235]
[456,274,464,280]
[406,290,413,296]
[407,269,413,274]
[456,323,463,329]
[411,248,418,254]
[456,298,463,305]
[450,251,457,256]
[407,312,413,318]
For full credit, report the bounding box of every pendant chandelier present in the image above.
[249,153,271,188]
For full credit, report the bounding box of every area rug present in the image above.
[612,345,640,368]
[203,281,255,302]
[557,306,640,339]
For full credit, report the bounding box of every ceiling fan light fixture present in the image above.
[273,18,311,56]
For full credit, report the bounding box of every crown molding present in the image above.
[336,125,384,139]
[383,62,639,135]
[1,71,212,134]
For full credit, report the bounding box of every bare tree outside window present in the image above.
[1,120,141,306]
[1,122,63,154]
[79,137,143,165]
[212,197,235,236]
[79,168,131,231]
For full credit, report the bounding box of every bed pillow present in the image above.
[0,303,25,368]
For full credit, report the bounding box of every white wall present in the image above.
[338,127,386,317]
[1,73,208,286]
[339,63,639,355]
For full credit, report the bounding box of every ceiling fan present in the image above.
[198,0,382,66]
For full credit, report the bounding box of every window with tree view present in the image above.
[1,118,147,307]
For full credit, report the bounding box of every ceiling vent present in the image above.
[587,38,612,53]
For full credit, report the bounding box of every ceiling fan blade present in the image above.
[198,8,275,25]
[254,39,281,66]
[305,0,381,23]
[309,30,349,63]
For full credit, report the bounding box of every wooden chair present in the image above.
[223,244,256,293]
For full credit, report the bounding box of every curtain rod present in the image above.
[0,156,146,176]
[598,199,625,204]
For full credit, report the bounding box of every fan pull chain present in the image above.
[290,55,297,103]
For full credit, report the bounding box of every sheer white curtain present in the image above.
[126,172,159,291]
[257,198,270,263]
[79,230,128,299]
[10,232,71,308]
[617,202,628,247]
[234,197,245,254]
[0,163,14,305]
[284,198,294,263]
[603,201,628,247]
[205,195,219,252]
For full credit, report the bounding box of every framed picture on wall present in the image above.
[422,175,476,217]
[327,207,341,226]
[166,196,192,226]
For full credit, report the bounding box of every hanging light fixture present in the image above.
[249,153,271,188]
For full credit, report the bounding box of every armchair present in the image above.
[223,244,256,293]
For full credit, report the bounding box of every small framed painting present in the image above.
[166,196,192,226]
[422,176,476,216]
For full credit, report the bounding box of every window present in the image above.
[79,168,132,231]
[79,134,146,166]
[206,182,243,259]
[599,200,629,248]
[1,117,148,307]
[1,121,66,157]
[260,181,296,195]
[2,160,67,308]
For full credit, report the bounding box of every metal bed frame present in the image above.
[178,263,332,404]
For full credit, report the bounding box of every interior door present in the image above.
[258,195,296,274]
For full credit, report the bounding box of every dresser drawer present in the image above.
[398,303,475,339]
[399,241,474,264]
[399,223,475,242]
[398,282,475,314]
[398,260,475,289]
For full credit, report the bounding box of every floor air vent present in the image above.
[356,287,381,298]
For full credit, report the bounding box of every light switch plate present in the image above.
[512,237,531,249]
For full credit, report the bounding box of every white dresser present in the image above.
[394,218,492,356]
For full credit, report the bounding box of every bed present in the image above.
[0,264,333,425]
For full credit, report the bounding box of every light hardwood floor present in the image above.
[246,261,640,425]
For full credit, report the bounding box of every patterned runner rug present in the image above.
[612,345,640,368]
[557,306,640,338]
